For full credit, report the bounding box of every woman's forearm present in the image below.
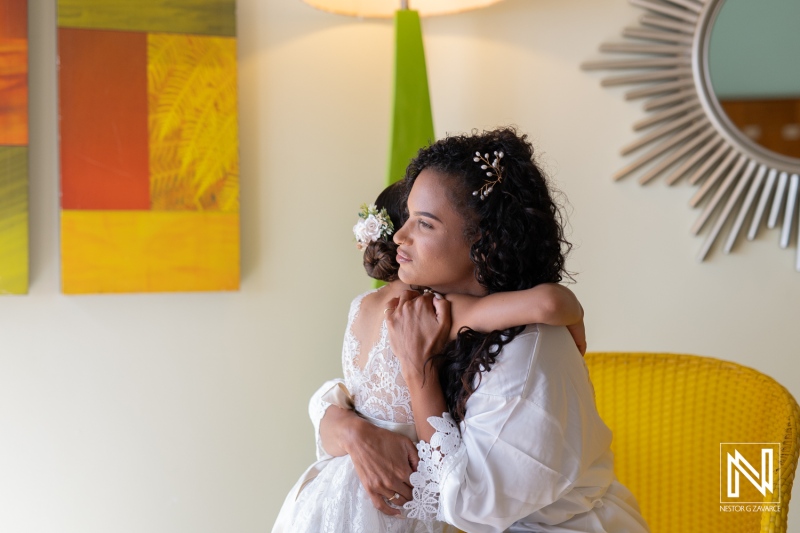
[321,403,421,515]
[385,291,453,443]
[319,404,369,457]
[405,368,449,443]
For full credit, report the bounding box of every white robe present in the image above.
[433,324,649,532]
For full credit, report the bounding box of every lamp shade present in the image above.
[302,0,503,18]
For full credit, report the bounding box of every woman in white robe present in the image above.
[273,181,587,533]
[398,322,647,532]
[318,128,650,532]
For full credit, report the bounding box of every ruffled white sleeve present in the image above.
[402,413,465,521]
[308,378,346,461]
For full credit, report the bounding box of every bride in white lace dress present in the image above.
[271,182,585,533]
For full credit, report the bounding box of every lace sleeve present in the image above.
[308,378,346,461]
[403,413,463,521]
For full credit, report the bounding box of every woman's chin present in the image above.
[396,266,417,286]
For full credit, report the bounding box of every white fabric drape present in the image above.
[432,324,649,533]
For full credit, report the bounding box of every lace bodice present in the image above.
[342,290,414,424]
[340,291,459,523]
[306,290,461,527]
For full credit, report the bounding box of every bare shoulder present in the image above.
[359,287,391,316]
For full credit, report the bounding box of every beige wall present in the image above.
[2,0,798,531]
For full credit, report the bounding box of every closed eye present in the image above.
[419,219,433,229]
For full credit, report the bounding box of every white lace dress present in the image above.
[271,290,453,533]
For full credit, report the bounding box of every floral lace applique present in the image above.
[404,413,462,521]
[343,291,414,424]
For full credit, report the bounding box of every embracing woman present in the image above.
[319,128,649,532]
[272,169,586,532]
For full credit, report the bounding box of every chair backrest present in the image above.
[585,352,800,533]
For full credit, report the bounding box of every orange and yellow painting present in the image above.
[58,0,239,294]
[0,0,29,295]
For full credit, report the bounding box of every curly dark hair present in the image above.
[363,181,408,282]
[403,127,573,422]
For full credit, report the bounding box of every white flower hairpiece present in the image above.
[472,150,504,200]
[353,203,394,250]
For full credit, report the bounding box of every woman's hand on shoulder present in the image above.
[386,290,452,384]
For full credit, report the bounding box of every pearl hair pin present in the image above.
[472,150,504,200]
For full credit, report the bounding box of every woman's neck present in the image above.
[431,277,486,298]
[385,277,486,298]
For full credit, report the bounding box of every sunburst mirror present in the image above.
[583,0,800,270]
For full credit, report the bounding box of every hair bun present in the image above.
[363,239,400,282]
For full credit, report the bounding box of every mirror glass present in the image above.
[708,0,800,159]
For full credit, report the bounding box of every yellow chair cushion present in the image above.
[585,352,800,533]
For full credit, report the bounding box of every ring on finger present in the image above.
[388,492,400,501]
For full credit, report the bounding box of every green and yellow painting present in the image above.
[0,0,29,295]
[58,0,240,293]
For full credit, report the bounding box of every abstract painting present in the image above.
[0,0,28,295]
[58,0,239,293]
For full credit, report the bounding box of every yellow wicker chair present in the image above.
[585,352,800,533]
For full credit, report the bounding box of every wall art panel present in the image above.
[0,0,28,295]
[58,0,239,294]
